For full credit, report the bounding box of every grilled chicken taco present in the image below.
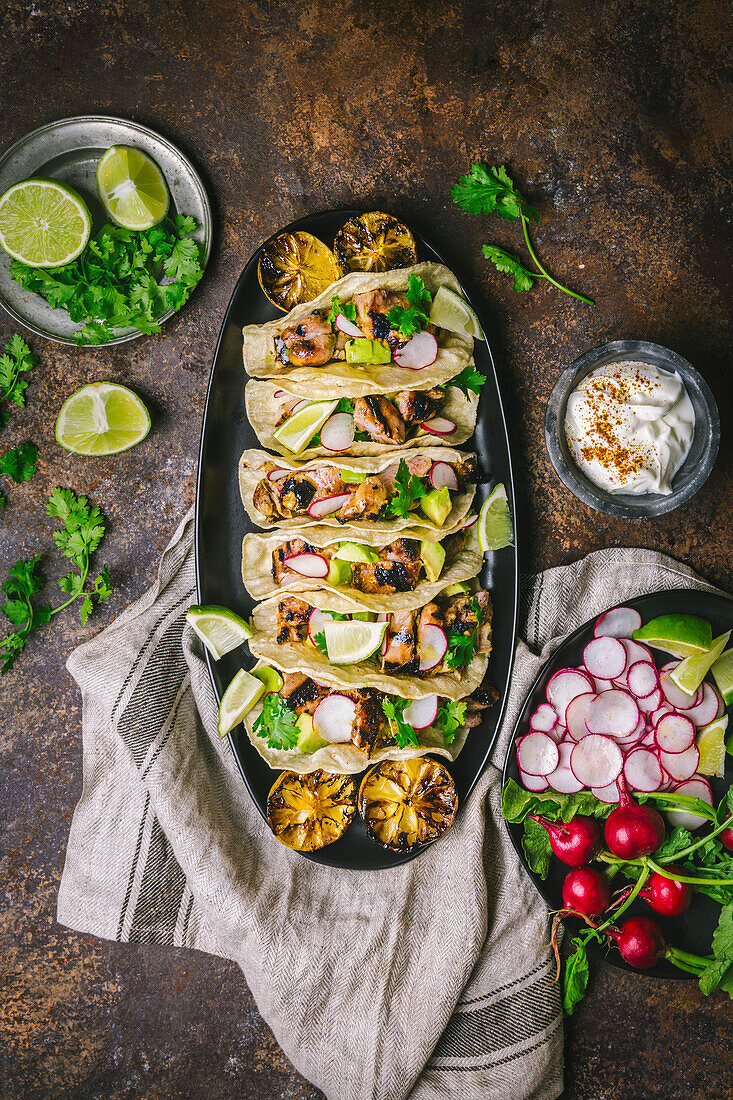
[245,664,498,774]
[244,377,480,459]
[239,448,477,540]
[242,262,475,394]
[240,526,483,612]
[247,587,492,702]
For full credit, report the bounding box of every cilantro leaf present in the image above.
[313,630,329,657]
[386,274,432,340]
[0,334,37,422]
[450,363,487,398]
[451,163,539,222]
[482,245,537,292]
[444,596,482,670]
[326,297,357,325]
[387,459,427,518]
[382,696,419,749]
[435,700,467,744]
[252,692,300,750]
[0,441,38,483]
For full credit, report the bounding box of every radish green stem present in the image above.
[670,947,713,967]
[520,216,595,305]
[657,815,733,864]
[595,864,650,935]
[645,858,733,887]
[667,956,706,975]
[640,791,717,822]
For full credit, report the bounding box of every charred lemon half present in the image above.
[334,211,417,273]
[266,769,357,851]
[258,231,342,311]
[358,757,458,852]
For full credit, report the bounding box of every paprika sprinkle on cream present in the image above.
[564,361,694,495]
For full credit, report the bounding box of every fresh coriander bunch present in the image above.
[451,163,593,305]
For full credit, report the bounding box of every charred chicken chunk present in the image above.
[353,289,410,343]
[276,314,336,367]
[349,688,384,751]
[353,395,406,445]
[281,672,329,715]
[276,597,311,644]
[339,476,388,522]
[393,388,445,427]
[443,591,492,654]
[381,610,419,674]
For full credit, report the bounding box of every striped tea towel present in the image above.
[56,508,719,1100]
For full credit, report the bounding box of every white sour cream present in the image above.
[564,361,695,495]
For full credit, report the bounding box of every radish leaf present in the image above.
[699,905,733,997]
[521,817,552,878]
[563,941,590,1015]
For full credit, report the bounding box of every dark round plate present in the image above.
[195,209,519,870]
[502,588,733,976]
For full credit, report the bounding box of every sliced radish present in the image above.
[592,677,615,693]
[659,671,700,710]
[267,467,290,481]
[627,661,659,698]
[585,690,640,738]
[290,398,310,415]
[660,744,700,782]
[519,768,550,792]
[565,693,596,740]
[517,731,560,776]
[320,413,355,452]
[402,695,439,730]
[623,747,664,793]
[460,513,479,530]
[529,702,558,733]
[284,552,330,579]
[666,777,713,830]
[307,608,335,646]
[650,703,673,727]
[592,780,621,804]
[593,606,642,638]
[313,694,356,743]
[393,331,438,370]
[421,417,457,437]
[547,741,585,794]
[308,493,352,519]
[273,389,286,399]
[418,624,448,671]
[637,686,663,713]
[546,669,594,723]
[654,713,695,753]
[582,636,627,680]
[684,681,723,728]
[619,638,653,671]
[613,713,646,745]
[570,734,623,788]
[429,461,459,491]
[335,313,364,338]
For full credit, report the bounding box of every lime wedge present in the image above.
[633,615,713,658]
[334,542,379,563]
[97,146,169,231]
[55,382,151,455]
[712,647,733,706]
[251,664,284,693]
[696,714,728,777]
[0,178,91,267]
[187,604,253,659]
[429,285,482,339]
[272,400,338,454]
[670,631,731,696]
[323,620,387,664]
[217,669,266,736]
[477,483,513,553]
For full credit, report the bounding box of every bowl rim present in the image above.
[544,339,720,518]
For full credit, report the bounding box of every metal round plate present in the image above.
[0,115,212,345]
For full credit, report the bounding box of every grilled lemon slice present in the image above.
[334,211,417,273]
[258,231,342,311]
[266,769,357,851]
[358,758,457,852]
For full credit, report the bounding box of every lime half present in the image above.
[712,647,733,706]
[429,286,482,339]
[0,178,91,267]
[56,382,151,456]
[272,400,338,454]
[324,620,387,664]
[696,715,728,778]
[217,669,266,736]
[633,614,713,659]
[187,605,253,659]
[477,483,513,553]
[670,631,731,696]
[97,145,169,231]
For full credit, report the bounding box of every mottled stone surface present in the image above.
[0,1,731,1097]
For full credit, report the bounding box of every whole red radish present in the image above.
[604,779,665,860]
[561,867,611,917]
[639,867,692,916]
[608,916,667,969]
[529,814,601,866]
[721,817,733,853]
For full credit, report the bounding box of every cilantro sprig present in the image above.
[326,296,357,326]
[252,692,299,750]
[10,215,204,346]
[386,275,432,339]
[0,335,37,427]
[435,700,467,744]
[451,163,593,305]
[382,696,419,748]
[0,488,112,673]
[0,441,38,509]
[450,363,487,398]
[387,459,427,519]
[444,596,483,670]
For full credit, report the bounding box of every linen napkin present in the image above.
[57,510,720,1100]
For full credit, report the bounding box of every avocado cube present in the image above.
[420,487,452,527]
[296,713,328,753]
[326,557,353,587]
[420,539,446,582]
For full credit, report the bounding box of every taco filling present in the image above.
[252,454,476,526]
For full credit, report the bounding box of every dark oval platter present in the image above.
[502,588,733,976]
[196,209,518,870]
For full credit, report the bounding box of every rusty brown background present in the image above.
[1,0,732,1097]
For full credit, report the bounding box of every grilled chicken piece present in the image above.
[441,530,466,565]
[443,590,492,654]
[339,476,388,522]
[462,681,499,727]
[351,537,423,594]
[353,289,409,342]
[393,388,445,427]
[281,672,329,715]
[276,597,311,644]
[272,538,332,583]
[349,688,384,751]
[383,538,421,565]
[276,314,336,367]
[353,395,406,445]
[381,610,419,674]
[377,453,434,488]
[277,467,345,516]
[253,478,289,522]
[452,456,478,490]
